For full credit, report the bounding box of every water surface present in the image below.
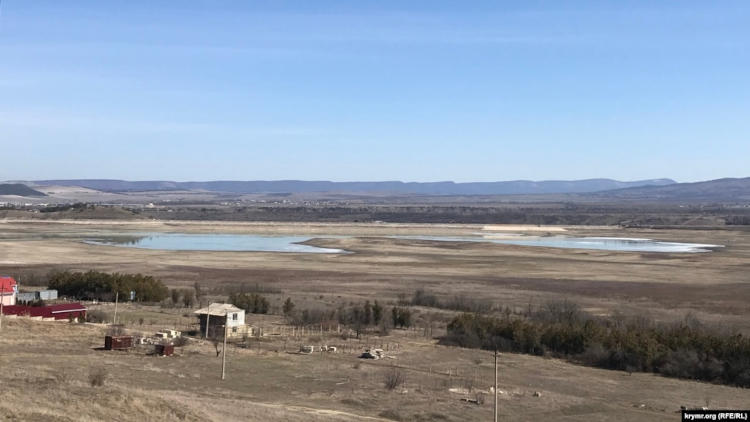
[87,233,345,254]
[87,232,722,254]
[393,235,721,253]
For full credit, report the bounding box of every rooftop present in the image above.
[0,276,17,293]
[193,303,242,317]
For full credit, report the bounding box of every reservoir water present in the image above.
[87,233,722,254]
[392,235,722,253]
[87,233,346,254]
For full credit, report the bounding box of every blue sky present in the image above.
[1,1,748,182]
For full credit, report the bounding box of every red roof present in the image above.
[0,276,17,293]
[1,303,87,319]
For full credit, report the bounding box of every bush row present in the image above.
[48,270,169,302]
[409,289,493,313]
[441,309,750,387]
[229,292,270,314]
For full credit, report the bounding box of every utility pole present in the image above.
[221,321,228,380]
[113,291,119,325]
[205,302,211,338]
[494,349,498,422]
[0,283,5,332]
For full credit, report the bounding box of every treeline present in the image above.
[441,302,750,387]
[409,289,493,313]
[138,203,740,226]
[284,299,413,338]
[229,292,270,314]
[169,288,197,308]
[40,203,92,213]
[48,270,168,302]
[725,216,750,225]
[336,301,387,337]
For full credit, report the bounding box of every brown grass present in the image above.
[1,316,749,421]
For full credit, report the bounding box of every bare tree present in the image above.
[170,289,180,307]
[182,289,195,308]
[384,367,405,390]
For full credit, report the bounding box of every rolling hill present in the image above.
[0,184,47,197]
[31,178,675,195]
[592,177,750,202]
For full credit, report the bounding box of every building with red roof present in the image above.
[1,303,87,321]
[0,276,18,306]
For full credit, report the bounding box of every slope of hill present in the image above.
[32,178,675,195]
[0,184,46,197]
[593,177,750,202]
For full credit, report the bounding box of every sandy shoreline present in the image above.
[0,218,598,236]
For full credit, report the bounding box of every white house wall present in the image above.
[226,310,245,328]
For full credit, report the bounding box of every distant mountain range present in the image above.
[28,178,676,195]
[0,183,46,197]
[4,178,749,203]
[591,177,750,202]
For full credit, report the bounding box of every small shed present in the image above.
[17,290,58,304]
[105,335,134,350]
[154,344,175,356]
[194,303,246,338]
[16,292,36,303]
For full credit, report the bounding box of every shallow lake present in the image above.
[87,233,722,253]
[86,233,346,254]
[392,235,722,253]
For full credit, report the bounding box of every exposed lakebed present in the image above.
[85,232,723,254]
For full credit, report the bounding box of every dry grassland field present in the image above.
[1,219,749,421]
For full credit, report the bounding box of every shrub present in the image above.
[28,299,46,307]
[534,300,585,325]
[229,292,269,314]
[411,289,492,313]
[282,297,295,316]
[373,301,384,324]
[391,307,412,328]
[89,367,107,387]
[86,309,110,323]
[411,289,439,307]
[182,289,195,308]
[336,302,380,337]
[293,307,331,326]
[578,343,609,367]
[384,367,405,391]
[173,336,189,347]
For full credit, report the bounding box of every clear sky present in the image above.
[1,1,748,182]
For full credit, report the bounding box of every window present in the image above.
[232,313,238,320]
[232,327,237,333]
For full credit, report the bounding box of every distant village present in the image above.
[0,276,86,321]
[0,275,353,358]
[0,275,242,344]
